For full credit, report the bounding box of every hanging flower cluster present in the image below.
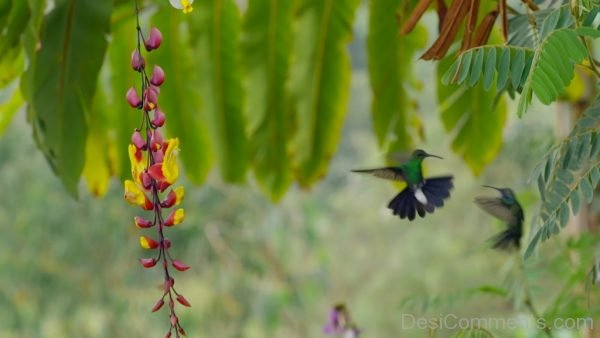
[124,5,191,337]
[323,304,361,338]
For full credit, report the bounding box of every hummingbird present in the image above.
[474,185,523,250]
[351,149,454,221]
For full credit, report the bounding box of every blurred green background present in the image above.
[1,4,599,338]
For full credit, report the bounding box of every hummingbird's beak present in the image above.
[482,185,502,192]
[425,153,443,159]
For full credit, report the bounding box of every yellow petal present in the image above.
[124,180,146,207]
[162,138,180,184]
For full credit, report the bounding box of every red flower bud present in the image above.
[139,257,157,268]
[153,108,166,127]
[152,298,165,312]
[170,314,178,326]
[176,294,191,307]
[172,259,190,271]
[134,216,153,228]
[161,190,177,208]
[178,326,187,336]
[131,130,146,150]
[131,49,145,71]
[151,65,165,86]
[165,332,171,338]
[126,87,142,108]
[145,27,163,51]
[162,239,172,249]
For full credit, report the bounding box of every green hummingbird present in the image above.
[474,185,524,250]
[352,149,454,221]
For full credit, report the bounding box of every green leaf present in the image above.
[24,0,112,197]
[368,1,427,153]
[437,55,507,175]
[524,227,543,259]
[517,28,588,116]
[0,0,28,89]
[152,9,213,185]
[0,85,23,135]
[580,177,594,203]
[510,48,525,89]
[103,9,141,181]
[559,202,570,228]
[288,0,360,186]
[571,188,580,214]
[241,0,294,201]
[469,48,484,87]
[457,50,472,85]
[483,47,496,90]
[575,26,600,38]
[194,0,248,183]
[497,47,510,89]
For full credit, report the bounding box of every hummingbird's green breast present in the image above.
[401,159,423,185]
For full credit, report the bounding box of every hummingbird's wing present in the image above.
[351,167,405,181]
[474,197,518,226]
[489,225,522,250]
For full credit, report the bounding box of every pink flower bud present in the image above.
[152,298,165,312]
[170,314,178,326]
[150,130,163,151]
[131,49,145,71]
[126,87,142,108]
[145,27,163,51]
[172,259,190,271]
[131,130,146,150]
[176,294,191,307]
[134,216,153,228]
[164,277,174,292]
[152,108,166,127]
[143,87,158,111]
[141,171,152,190]
[139,258,157,268]
[151,65,165,86]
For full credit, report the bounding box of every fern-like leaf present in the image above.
[525,100,600,259]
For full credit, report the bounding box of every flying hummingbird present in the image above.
[351,149,454,221]
[474,186,523,250]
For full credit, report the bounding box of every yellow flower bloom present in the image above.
[162,138,180,184]
[165,208,185,226]
[169,0,193,13]
[124,180,153,210]
[128,144,145,184]
[173,186,185,205]
[139,235,159,249]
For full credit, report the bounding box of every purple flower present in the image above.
[323,304,360,337]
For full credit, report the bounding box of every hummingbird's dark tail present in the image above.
[387,176,453,221]
[490,225,522,250]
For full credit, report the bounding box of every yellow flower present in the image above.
[124,180,153,210]
[139,235,159,249]
[162,138,180,184]
[165,208,185,226]
[169,0,193,13]
[128,144,145,184]
[173,186,185,205]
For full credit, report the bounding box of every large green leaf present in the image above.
[0,0,28,89]
[103,7,139,181]
[288,0,360,186]
[151,9,213,185]
[193,0,248,183]
[437,55,507,175]
[367,0,426,154]
[23,0,112,196]
[241,0,294,201]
